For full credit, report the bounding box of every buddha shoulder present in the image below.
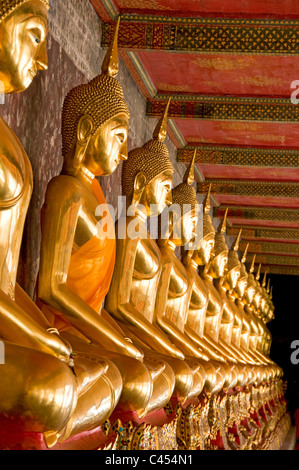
[0,118,30,202]
[45,174,87,205]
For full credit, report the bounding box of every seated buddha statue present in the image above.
[39,93,181,421]
[182,189,239,387]
[201,211,248,387]
[105,105,201,404]
[234,246,270,370]
[0,0,85,442]
[37,19,167,439]
[224,232,264,370]
[154,155,227,400]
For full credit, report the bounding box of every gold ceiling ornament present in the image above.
[122,100,173,197]
[61,17,130,158]
[0,0,49,22]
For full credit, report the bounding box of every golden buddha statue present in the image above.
[154,154,223,400]
[224,232,264,370]
[37,19,167,441]
[202,210,246,383]
[105,104,202,405]
[182,184,232,395]
[236,248,270,369]
[0,0,84,441]
[39,90,181,423]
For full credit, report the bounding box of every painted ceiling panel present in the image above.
[175,119,299,148]
[92,0,299,275]
[137,51,299,98]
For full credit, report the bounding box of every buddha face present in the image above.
[252,289,261,312]
[0,0,48,93]
[224,266,240,290]
[193,234,215,266]
[244,284,255,305]
[168,206,198,247]
[83,113,129,176]
[234,275,247,299]
[209,251,228,279]
[139,169,173,217]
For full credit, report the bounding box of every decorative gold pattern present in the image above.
[178,146,299,168]
[228,226,299,240]
[198,181,299,198]
[103,18,299,55]
[240,241,299,256]
[147,97,299,123]
[214,206,299,222]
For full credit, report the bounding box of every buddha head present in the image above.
[223,229,242,291]
[61,18,130,178]
[0,0,49,93]
[207,208,229,279]
[122,99,173,218]
[169,150,199,247]
[192,183,215,266]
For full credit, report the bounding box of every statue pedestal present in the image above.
[0,415,117,450]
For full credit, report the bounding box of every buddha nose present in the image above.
[36,41,48,71]
[165,192,172,206]
[120,141,128,161]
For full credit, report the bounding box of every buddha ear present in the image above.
[77,114,94,145]
[134,171,147,194]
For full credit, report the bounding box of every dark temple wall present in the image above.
[1,0,184,297]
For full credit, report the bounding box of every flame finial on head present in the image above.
[184,149,196,186]
[256,263,262,281]
[241,243,249,263]
[249,254,256,273]
[267,278,271,294]
[262,268,269,288]
[218,208,228,234]
[153,98,171,142]
[232,228,242,252]
[101,16,120,78]
[203,183,212,214]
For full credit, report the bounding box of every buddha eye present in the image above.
[30,32,41,44]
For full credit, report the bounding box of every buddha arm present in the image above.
[0,288,71,362]
[155,261,208,360]
[106,236,185,360]
[184,325,225,361]
[38,178,142,360]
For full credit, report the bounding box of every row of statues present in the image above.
[0,1,290,450]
